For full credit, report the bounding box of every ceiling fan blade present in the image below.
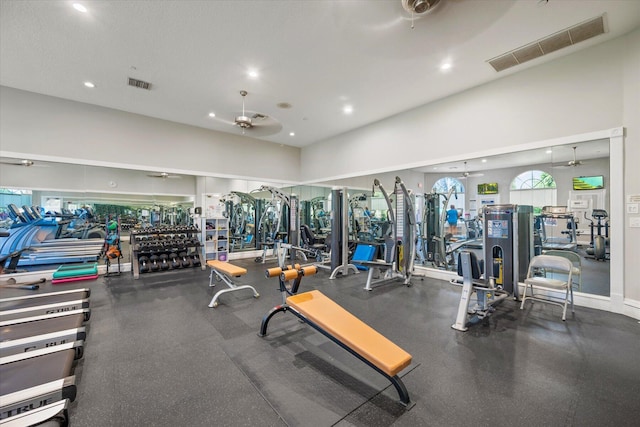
[208,112,237,126]
[147,172,181,179]
[0,159,49,167]
[248,116,283,136]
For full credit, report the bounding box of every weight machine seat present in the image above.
[456,251,483,280]
[287,290,412,378]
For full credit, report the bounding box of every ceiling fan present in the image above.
[402,0,443,15]
[553,146,585,168]
[0,158,49,168]
[147,172,181,179]
[457,161,484,179]
[210,91,282,137]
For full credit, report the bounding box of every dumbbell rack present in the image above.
[130,225,205,279]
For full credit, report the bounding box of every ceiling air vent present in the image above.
[128,77,152,90]
[487,15,606,72]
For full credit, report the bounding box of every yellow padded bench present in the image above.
[259,272,412,405]
[206,260,259,308]
[288,290,412,378]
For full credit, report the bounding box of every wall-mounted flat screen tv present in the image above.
[478,183,498,195]
[572,175,604,190]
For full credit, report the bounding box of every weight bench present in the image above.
[259,265,412,405]
[206,260,259,308]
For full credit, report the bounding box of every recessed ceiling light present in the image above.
[247,70,259,79]
[83,81,95,88]
[546,149,553,154]
[343,105,353,114]
[440,62,452,71]
[208,112,216,118]
[481,159,487,163]
[73,3,87,13]
[433,167,438,170]
[289,132,295,137]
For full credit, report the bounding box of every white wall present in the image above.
[301,33,626,182]
[622,29,640,302]
[0,87,301,183]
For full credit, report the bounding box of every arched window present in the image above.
[510,170,556,190]
[432,177,465,194]
[510,170,557,214]
[432,177,465,219]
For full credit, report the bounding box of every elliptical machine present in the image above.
[584,209,609,261]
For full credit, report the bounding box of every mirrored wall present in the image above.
[0,136,611,297]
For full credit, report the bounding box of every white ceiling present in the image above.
[1,0,639,149]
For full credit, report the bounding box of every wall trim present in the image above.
[624,298,640,320]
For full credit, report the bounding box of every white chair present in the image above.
[521,255,574,321]
[543,249,582,292]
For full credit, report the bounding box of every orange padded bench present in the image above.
[206,260,259,308]
[259,267,412,406]
[288,290,412,378]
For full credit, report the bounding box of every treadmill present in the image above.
[1,346,80,426]
[0,289,91,322]
[0,308,91,328]
[1,314,86,359]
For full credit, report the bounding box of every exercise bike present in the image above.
[584,209,609,261]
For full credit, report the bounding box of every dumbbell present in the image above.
[139,256,150,273]
[169,253,180,269]
[191,253,201,267]
[159,254,170,270]
[149,255,160,272]
[179,252,192,268]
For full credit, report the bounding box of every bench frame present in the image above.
[259,266,411,406]
[207,261,259,308]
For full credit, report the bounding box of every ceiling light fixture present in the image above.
[72,3,87,13]
[247,70,259,79]
[343,105,353,115]
[481,159,487,163]
[440,62,452,71]
[546,149,553,154]
[83,81,95,88]
[208,112,216,118]
[289,132,295,136]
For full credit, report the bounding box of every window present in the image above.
[510,170,556,190]
[432,177,465,218]
[432,177,465,194]
[510,170,556,214]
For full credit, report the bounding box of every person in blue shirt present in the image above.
[446,204,459,235]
